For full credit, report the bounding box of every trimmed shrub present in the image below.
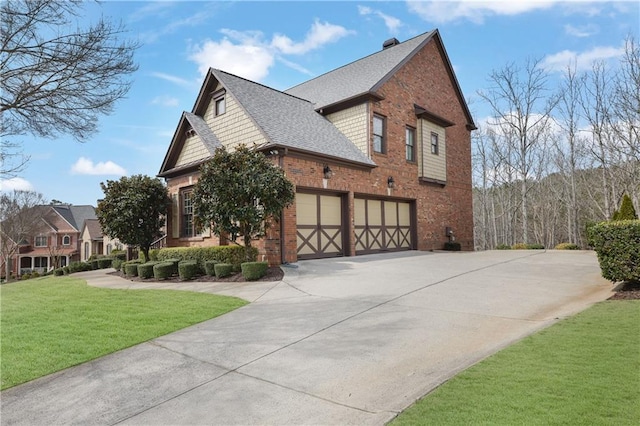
[526,243,545,250]
[495,244,511,250]
[178,261,200,281]
[241,261,268,281]
[153,262,174,280]
[214,263,233,278]
[511,243,528,250]
[112,258,123,271]
[148,249,160,261]
[54,268,64,276]
[110,250,127,261]
[156,246,257,271]
[555,242,579,250]
[68,261,92,273]
[205,260,219,277]
[588,220,640,283]
[137,262,158,279]
[443,242,461,251]
[21,273,32,280]
[97,258,113,269]
[62,266,70,275]
[615,194,638,221]
[163,258,180,275]
[90,259,100,270]
[124,261,140,277]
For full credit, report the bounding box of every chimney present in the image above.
[382,38,400,50]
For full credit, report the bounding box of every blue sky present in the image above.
[1,0,638,206]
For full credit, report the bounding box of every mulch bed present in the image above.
[109,266,284,284]
[608,280,640,300]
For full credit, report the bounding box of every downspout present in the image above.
[279,150,286,265]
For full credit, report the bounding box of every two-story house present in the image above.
[158,30,476,264]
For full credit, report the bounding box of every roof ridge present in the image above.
[286,30,434,92]
[212,68,313,104]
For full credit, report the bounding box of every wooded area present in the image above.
[472,36,639,250]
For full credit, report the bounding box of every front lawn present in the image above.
[0,276,247,390]
[392,300,640,425]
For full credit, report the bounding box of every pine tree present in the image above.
[616,194,638,220]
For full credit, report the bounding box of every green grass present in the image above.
[0,276,247,390]
[392,300,640,425]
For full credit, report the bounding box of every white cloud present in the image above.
[271,19,355,55]
[189,20,354,81]
[564,23,599,38]
[189,35,275,80]
[407,0,557,24]
[542,45,625,72]
[0,177,34,192]
[150,95,180,107]
[150,72,195,88]
[358,5,403,34]
[70,157,127,176]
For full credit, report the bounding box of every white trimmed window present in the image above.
[373,114,386,154]
[35,235,47,247]
[62,235,71,245]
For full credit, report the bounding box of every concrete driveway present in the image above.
[1,250,612,425]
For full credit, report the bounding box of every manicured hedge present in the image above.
[241,261,268,281]
[588,220,640,283]
[204,260,218,277]
[124,261,141,277]
[214,263,233,278]
[112,258,123,271]
[53,268,64,276]
[137,262,158,279]
[153,262,174,280]
[68,261,92,273]
[178,261,200,281]
[98,258,113,269]
[156,246,257,271]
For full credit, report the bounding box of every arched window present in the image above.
[62,235,71,245]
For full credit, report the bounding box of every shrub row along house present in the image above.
[1,204,126,278]
[158,30,476,264]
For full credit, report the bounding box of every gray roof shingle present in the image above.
[285,31,434,109]
[184,112,222,154]
[213,70,375,166]
[52,205,97,231]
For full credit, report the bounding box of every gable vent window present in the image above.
[215,96,226,116]
[373,114,386,154]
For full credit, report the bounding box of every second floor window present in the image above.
[431,132,439,155]
[35,235,47,247]
[62,235,71,245]
[373,115,386,153]
[406,127,416,161]
[215,96,226,116]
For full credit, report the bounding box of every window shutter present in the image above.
[171,193,179,238]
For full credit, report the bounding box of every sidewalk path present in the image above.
[0,250,612,425]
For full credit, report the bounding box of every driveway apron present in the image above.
[0,250,612,425]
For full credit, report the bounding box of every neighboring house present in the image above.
[80,220,128,261]
[158,30,476,264]
[5,204,96,276]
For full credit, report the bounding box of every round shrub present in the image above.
[241,261,268,281]
[98,258,113,269]
[511,243,528,250]
[555,242,579,250]
[54,268,64,276]
[214,263,233,278]
[137,262,158,279]
[153,262,174,280]
[205,260,219,276]
[124,262,139,277]
[178,261,200,281]
[112,258,123,271]
[62,266,70,275]
[21,273,32,280]
[495,244,511,250]
[526,243,545,250]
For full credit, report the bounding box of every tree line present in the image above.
[472,36,639,250]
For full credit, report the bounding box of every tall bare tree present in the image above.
[0,0,139,178]
[479,58,558,243]
[0,190,46,281]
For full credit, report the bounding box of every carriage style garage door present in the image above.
[296,192,344,259]
[354,198,413,254]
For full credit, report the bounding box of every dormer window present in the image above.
[62,235,71,246]
[215,96,226,116]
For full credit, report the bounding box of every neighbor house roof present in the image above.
[51,205,97,231]
[82,219,103,241]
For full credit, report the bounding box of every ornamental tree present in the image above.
[193,145,295,262]
[97,175,170,262]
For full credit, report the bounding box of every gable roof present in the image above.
[51,205,97,231]
[158,112,223,177]
[82,219,103,240]
[212,69,375,167]
[285,29,475,129]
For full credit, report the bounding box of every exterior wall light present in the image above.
[387,176,395,189]
[323,165,333,179]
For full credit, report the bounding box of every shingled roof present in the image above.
[285,31,435,110]
[212,70,375,167]
[52,205,97,231]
